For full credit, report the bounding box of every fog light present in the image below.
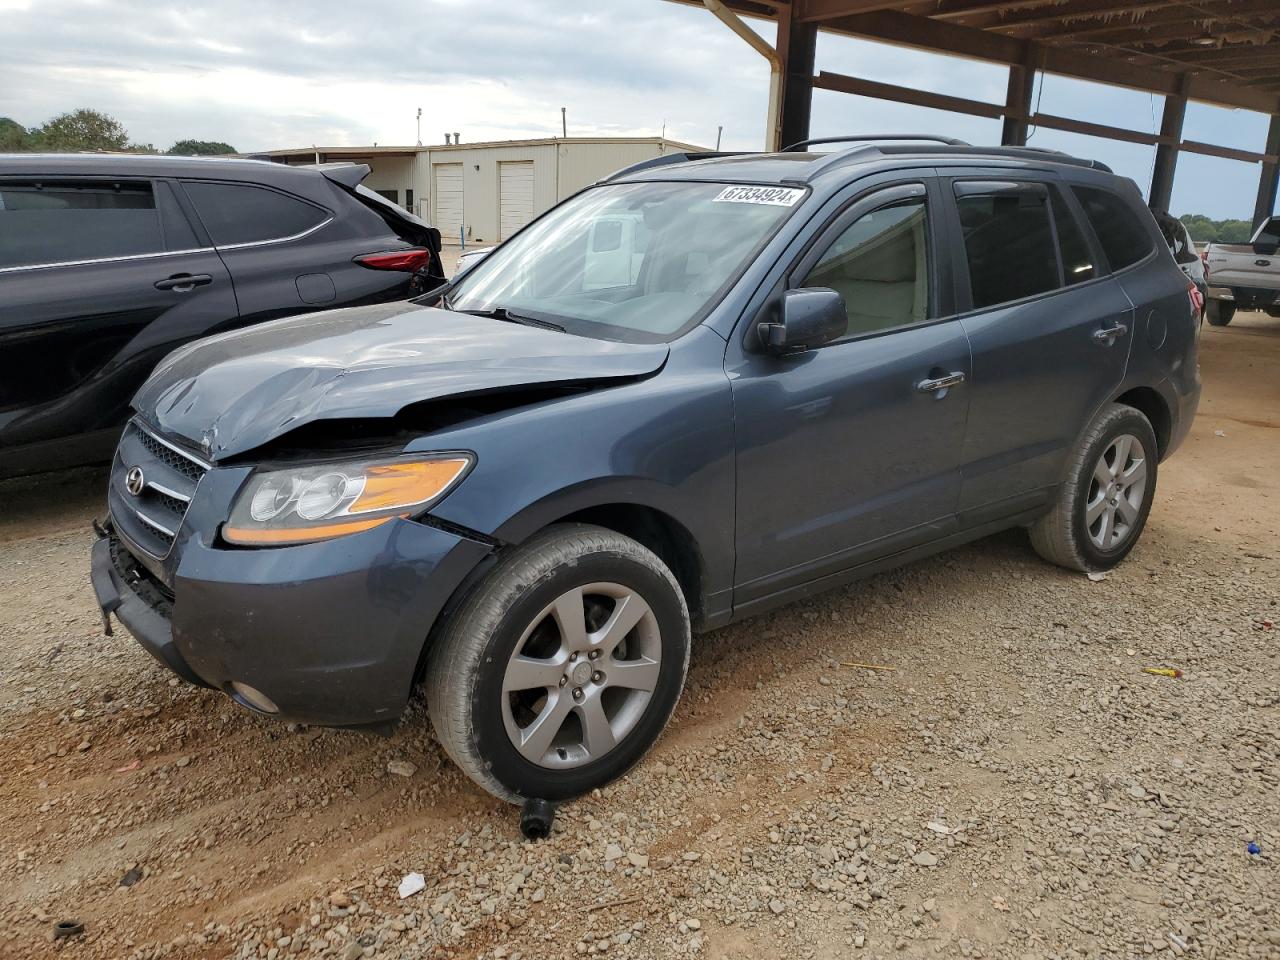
[228,681,279,715]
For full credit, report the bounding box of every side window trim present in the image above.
[787,181,937,345]
[0,176,174,273]
[944,172,1103,315]
[178,179,333,249]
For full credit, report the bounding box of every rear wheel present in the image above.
[426,524,690,802]
[1030,404,1158,572]
[1206,300,1235,326]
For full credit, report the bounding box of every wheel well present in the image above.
[556,504,706,628]
[1114,387,1171,458]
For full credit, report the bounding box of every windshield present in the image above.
[447,181,805,341]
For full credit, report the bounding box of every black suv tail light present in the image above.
[355,249,432,272]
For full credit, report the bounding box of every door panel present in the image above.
[728,179,971,607]
[0,178,236,457]
[731,322,971,604]
[947,177,1133,515]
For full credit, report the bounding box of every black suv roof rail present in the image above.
[876,143,1114,173]
[601,151,743,183]
[783,134,970,151]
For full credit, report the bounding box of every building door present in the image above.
[499,161,535,241]
[433,164,464,244]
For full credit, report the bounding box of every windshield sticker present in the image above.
[713,186,804,207]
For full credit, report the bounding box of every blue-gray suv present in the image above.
[91,137,1201,802]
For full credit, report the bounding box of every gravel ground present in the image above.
[0,314,1277,960]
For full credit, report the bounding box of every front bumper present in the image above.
[91,517,490,726]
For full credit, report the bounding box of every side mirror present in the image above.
[758,288,847,354]
[1253,241,1279,257]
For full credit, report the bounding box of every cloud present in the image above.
[0,0,1270,218]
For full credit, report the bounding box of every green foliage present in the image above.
[32,108,130,152]
[167,139,237,156]
[0,116,33,151]
[1179,213,1254,244]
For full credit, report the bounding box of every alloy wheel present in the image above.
[1085,433,1148,551]
[501,583,662,769]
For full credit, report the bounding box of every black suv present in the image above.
[0,155,444,478]
[92,138,1200,803]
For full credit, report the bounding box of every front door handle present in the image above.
[1092,323,1128,345]
[154,273,213,292]
[916,371,965,395]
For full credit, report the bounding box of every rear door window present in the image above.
[1071,185,1154,271]
[0,180,163,268]
[1050,188,1096,283]
[955,183,1060,309]
[182,181,328,246]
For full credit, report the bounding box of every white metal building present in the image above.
[259,137,706,245]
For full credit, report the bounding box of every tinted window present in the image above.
[957,188,1059,309]
[183,181,327,246]
[800,199,929,337]
[0,180,162,268]
[1072,186,1154,271]
[1051,189,1096,283]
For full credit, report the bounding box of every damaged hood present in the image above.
[134,301,669,459]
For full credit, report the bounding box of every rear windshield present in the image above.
[447,181,805,342]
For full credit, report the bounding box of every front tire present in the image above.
[426,524,690,802]
[1030,404,1158,572]
[1206,300,1235,326]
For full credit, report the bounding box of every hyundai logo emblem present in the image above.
[125,466,146,497]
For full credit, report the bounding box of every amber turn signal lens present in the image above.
[224,515,399,545]
[349,458,471,514]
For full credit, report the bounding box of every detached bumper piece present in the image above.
[90,531,212,688]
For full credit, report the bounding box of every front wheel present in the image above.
[426,524,690,802]
[1030,404,1158,572]
[1206,300,1235,326]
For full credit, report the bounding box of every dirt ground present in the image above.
[0,313,1276,960]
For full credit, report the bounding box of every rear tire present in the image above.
[1206,300,1235,326]
[426,524,690,803]
[1030,404,1158,572]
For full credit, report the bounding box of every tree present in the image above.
[1179,213,1255,244]
[0,116,32,151]
[167,139,237,156]
[32,108,130,152]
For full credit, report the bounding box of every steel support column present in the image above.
[1149,75,1190,212]
[1001,44,1039,146]
[1254,113,1280,228]
[779,11,818,149]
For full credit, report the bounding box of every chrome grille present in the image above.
[109,420,210,559]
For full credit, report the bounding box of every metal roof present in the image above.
[670,0,1280,114]
[257,137,710,160]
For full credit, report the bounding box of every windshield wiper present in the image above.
[457,305,566,333]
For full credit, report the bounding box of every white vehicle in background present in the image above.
[1203,215,1280,326]
[454,245,493,278]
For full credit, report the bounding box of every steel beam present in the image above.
[1002,44,1040,146]
[1255,114,1280,228]
[780,11,819,148]
[1150,75,1190,212]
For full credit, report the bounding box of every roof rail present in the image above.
[600,151,742,183]
[784,134,970,152]
[876,144,1113,173]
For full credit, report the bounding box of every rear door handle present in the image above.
[1092,323,1128,345]
[154,273,213,292]
[916,372,965,395]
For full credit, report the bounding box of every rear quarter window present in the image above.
[1071,185,1154,272]
[182,181,328,246]
[0,180,163,268]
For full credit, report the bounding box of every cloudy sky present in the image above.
[0,0,1272,219]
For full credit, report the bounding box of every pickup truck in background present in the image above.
[1203,215,1280,326]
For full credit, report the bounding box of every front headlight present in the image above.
[223,453,473,546]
